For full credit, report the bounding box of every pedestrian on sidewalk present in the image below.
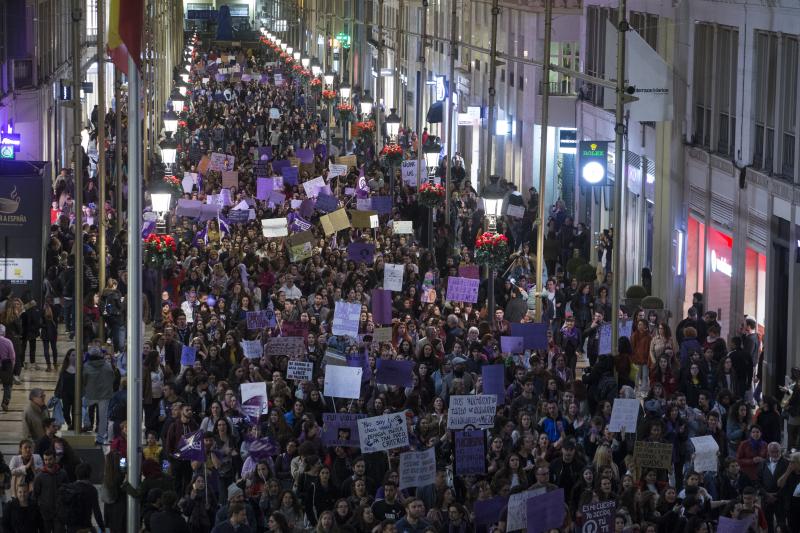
[2,297,24,385]
[0,324,16,411]
[40,303,58,371]
[82,346,115,445]
[22,388,50,442]
[20,300,42,371]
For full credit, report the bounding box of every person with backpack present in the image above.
[58,462,104,533]
[33,448,69,533]
[82,346,115,446]
[100,278,124,354]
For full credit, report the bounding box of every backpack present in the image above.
[596,374,619,404]
[56,482,86,526]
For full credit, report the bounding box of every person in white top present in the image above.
[279,277,302,300]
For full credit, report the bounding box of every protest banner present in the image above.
[373,326,392,343]
[180,345,197,366]
[322,413,366,447]
[510,322,549,350]
[717,516,755,533]
[482,365,506,404]
[240,340,263,360]
[323,365,363,399]
[633,441,673,470]
[608,398,640,434]
[287,360,314,381]
[398,447,437,489]
[505,490,540,532]
[401,160,418,187]
[454,430,486,476]
[581,501,615,533]
[474,496,508,526]
[691,435,719,472]
[303,176,326,197]
[375,359,415,387]
[525,488,565,533]
[320,208,350,235]
[227,210,249,224]
[332,300,361,338]
[336,154,357,169]
[357,412,409,453]
[241,382,268,415]
[347,243,375,264]
[262,217,288,237]
[384,263,404,292]
[280,321,309,337]
[315,193,339,213]
[176,199,202,218]
[393,221,413,234]
[458,265,480,279]
[328,163,348,177]
[500,336,524,354]
[447,395,498,429]
[281,165,299,185]
[371,289,393,324]
[209,153,235,171]
[221,170,239,188]
[287,231,314,262]
[446,276,480,303]
[246,310,274,330]
[371,196,392,215]
[350,209,378,229]
[264,336,306,357]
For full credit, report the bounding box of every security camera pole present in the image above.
[610,0,627,358]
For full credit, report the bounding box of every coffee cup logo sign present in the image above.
[710,250,732,277]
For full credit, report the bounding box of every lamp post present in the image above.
[482,187,505,318]
[385,108,401,197]
[169,88,185,114]
[324,70,336,157]
[159,136,178,176]
[424,136,442,248]
[360,92,374,160]
[339,81,352,153]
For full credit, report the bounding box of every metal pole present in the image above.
[97,0,107,341]
[639,154,648,284]
[71,0,84,432]
[484,0,499,189]
[444,0,456,226]
[114,69,123,234]
[376,0,384,163]
[126,57,143,533]
[415,1,427,188]
[610,0,627,358]
[534,0,553,321]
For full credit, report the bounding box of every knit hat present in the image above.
[227,483,243,501]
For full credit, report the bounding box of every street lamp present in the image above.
[481,185,505,318]
[339,82,352,101]
[311,59,322,77]
[159,136,178,168]
[179,70,190,83]
[385,108,401,142]
[287,46,294,56]
[323,70,335,87]
[423,136,442,247]
[301,56,310,69]
[169,89,185,112]
[175,80,189,97]
[162,110,179,136]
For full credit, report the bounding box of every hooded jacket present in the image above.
[82,356,115,401]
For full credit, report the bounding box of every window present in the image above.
[546,42,579,95]
[629,11,658,50]
[585,6,616,106]
[781,37,797,178]
[692,23,738,156]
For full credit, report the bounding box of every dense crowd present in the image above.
[0,39,799,533]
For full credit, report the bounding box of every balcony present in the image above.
[538,80,577,97]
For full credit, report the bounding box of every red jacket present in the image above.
[736,439,768,481]
[630,331,652,366]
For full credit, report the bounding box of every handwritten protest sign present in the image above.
[510,322,549,350]
[447,395,497,429]
[181,345,197,366]
[459,265,480,279]
[376,359,415,388]
[525,488,565,533]
[241,340,263,359]
[332,301,361,338]
[691,435,719,472]
[246,310,275,330]
[608,398,640,434]
[393,221,413,234]
[328,163,348,178]
[357,412,409,453]
[619,318,633,338]
[633,441,673,470]
[262,217,288,237]
[182,173,197,193]
[241,382,268,415]
[482,365,506,404]
[287,360,314,381]
[209,153,235,171]
[599,323,612,355]
[322,413,366,447]
[302,176,326,197]
[446,276,480,303]
[264,336,306,357]
[336,154,357,169]
[320,208,350,235]
[384,263,404,292]
[581,501,615,533]
[506,490,540,532]
[221,170,239,188]
[373,326,392,343]
[401,160,418,187]
[323,365,363,399]
[455,430,486,475]
[399,447,436,489]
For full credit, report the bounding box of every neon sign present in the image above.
[0,124,20,160]
[710,249,732,277]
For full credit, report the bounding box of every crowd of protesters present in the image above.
[0,36,799,533]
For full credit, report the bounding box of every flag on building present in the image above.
[108,0,144,75]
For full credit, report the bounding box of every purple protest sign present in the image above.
[322,413,366,447]
[181,345,197,366]
[315,143,327,160]
[500,336,524,354]
[347,352,372,383]
[455,430,486,475]
[482,365,506,405]
[175,429,205,462]
[580,501,615,533]
[473,496,508,526]
[253,160,270,178]
[510,322,549,350]
[315,193,339,213]
[371,289,393,325]
[446,276,480,303]
[717,516,755,533]
[281,321,309,337]
[272,159,290,172]
[256,178,273,200]
[268,190,286,205]
[289,215,312,233]
[259,146,273,159]
[371,196,392,215]
[348,243,375,264]
[281,166,299,185]
[375,359,415,388]
[247,437,281,460]
[525,489,565,533]
[296,148,314,163]
[459,265,480,279]
[299,199,315,218]
[241,395,264,424]
[246,310,275,330]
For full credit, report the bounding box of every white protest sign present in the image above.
[447,395,498,429]
[608,398,640,434]
[328,164,348,178]
[507,204,525,218]
[182,173,198,193]
[323,365,363,399]
[356,198,371,211]
[287,360,314,381]
[370,214,379,229]
[240,340,263,359]
[332,300,362,339]
[269,107,280,119]
[399,447,437,489]
[393,221,413,234]
[401,160,418,187]
[357,412,409,453]
[384,263,404,292]
[506,490,539,532]
[303,176,326,197]
[241,382,269,415]
[691,435,719,472]
[261,217,288,237]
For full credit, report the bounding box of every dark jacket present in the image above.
[32,465,69,519]
[2,497,43,533]
[73,479,105,530]
[151,507,192,533]
[21,305,43,341]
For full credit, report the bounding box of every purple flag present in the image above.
[289,215,312,233]
[371,289,393,325]
[348,243,375,264]
[525,489,565,533]
[248,437,281,460]
[175,429,205,462]
[510,323,549,350]
[356,166,369,199]
[482,365,506,404]
[474,496,508,526]
[375,359,414,388]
